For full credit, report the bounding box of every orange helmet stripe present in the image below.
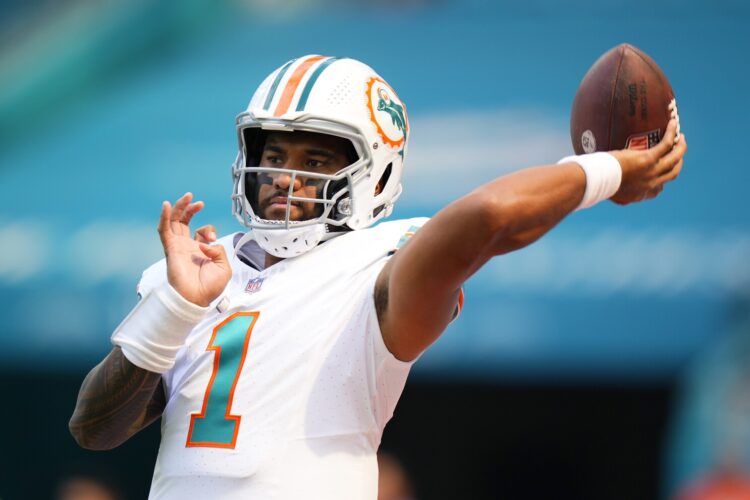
[273,55,327,117]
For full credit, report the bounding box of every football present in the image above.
[570,43,676,154]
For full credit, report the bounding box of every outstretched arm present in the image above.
[69,194,232,449]
[377,120,687,361]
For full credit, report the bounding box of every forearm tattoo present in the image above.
[69,346,165,450]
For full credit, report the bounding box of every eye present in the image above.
[306,159,325,168]
[264,154,283,164]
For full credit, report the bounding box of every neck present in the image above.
[264,252,285,268]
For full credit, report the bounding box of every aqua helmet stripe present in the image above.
[295,57,341,111]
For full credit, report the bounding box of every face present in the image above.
[255,131,353,222]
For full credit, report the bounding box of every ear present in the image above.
[375,179,383,196]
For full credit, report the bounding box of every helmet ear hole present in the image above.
[376,163,392,196]
[372,163,393,217]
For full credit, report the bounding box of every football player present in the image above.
[70,55,686,499]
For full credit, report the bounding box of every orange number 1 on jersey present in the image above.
[186,311,259,448]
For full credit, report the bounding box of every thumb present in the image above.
[199,243,230,266]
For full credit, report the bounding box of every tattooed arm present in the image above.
[68,195,232,450]
[69,346,165,450]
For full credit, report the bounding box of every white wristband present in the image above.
[111,282,210,373]
[558,152,622,210]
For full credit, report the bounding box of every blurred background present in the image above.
[1,0,748,498]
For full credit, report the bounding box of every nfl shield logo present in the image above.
[245,277,264,294]
[626,129,661,150]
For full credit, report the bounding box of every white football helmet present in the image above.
[232,55,409,258]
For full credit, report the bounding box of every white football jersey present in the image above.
[134,218,428,500]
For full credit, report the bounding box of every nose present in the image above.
[272,169,302,191]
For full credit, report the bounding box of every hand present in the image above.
[157,193,232,307]
[608,119,687,205]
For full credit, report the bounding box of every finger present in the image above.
[158,201,172,247]
[655,133,687,176]
[656,158,684,185]
[650,119,678,160]
[171,192,193,222]
[199,242,230,266]
[645,185,664,200]
[182,201,205,225]
[668,131,687,157]
[194,224,217,244]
